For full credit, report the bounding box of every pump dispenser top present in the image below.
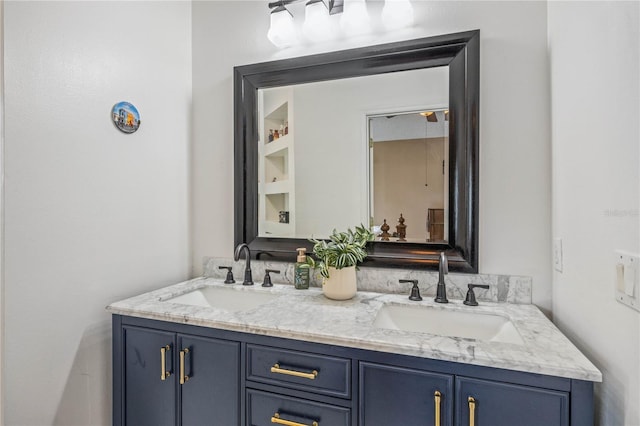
[297,248,307,263]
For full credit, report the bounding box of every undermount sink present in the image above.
[373,304,524,345]
[163,286,279,312]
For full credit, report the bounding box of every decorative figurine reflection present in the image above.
[380,219,391,241]
[396,214,407,241]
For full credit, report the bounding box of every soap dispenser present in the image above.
[294,248,310,290]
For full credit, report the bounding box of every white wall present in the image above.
[3,2,192,424]
[548,2,640,424]
[192,1,552,310]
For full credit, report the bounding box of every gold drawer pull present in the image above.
[271,412,318,426]
[160,345,171,381]
[179,348,190,385]
[434,390,442,426]
[271,364,318,380]
[468,396,476,426]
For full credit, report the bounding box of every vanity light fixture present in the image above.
[302,0,338,42]
[266,0,412,48]
[340,0,372,37]
[381,0,414,31]
[267,5,297,48]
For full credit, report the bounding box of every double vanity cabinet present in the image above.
[109,279,600,426]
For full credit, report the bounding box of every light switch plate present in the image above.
[553,238,563,272]
[615,250,640,312]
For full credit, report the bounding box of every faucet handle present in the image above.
[218,266,235,284]
[463,284,490,306]
[400,279,422,301]
[262,269,280,287]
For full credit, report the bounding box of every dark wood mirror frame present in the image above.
[234,30,479,273]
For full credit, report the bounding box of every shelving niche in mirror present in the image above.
[234,30,479,272]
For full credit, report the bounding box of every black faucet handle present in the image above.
[218,266,235,284]
[464,284,490,306]
[400,279,422,301]
[262,269,280,287]
[468,284,490,290]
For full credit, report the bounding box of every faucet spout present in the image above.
[234,243,254,286]
[434,252,449,303]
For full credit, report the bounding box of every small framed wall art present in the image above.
[278,211,290,224]
[111,101,141,134]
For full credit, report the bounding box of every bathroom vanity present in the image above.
[108,279,601,426]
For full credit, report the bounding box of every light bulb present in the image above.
[381,0,414,31]
[267,6,297,48]
[340,0,371,37]
[302,0,337,43]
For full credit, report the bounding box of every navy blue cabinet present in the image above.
[113,315,593,426]
[116,321,240,426]
[360,362,454,426]
[123,326,176,426]
[179,335,240,426]
[456,377,569,426]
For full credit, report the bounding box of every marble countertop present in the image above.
[107,278,602,382]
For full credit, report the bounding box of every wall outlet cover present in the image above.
[615,250,640,313]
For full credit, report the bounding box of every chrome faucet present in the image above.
[434,252,449,303]
[234,243,254,286]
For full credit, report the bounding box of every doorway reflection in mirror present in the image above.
[368,109,449,243]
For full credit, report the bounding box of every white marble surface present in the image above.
[204,257,533,304]
[107,278,601,382]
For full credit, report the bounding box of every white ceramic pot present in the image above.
[323,266,357,300]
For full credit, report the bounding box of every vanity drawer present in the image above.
[246,344,351,398]
[247,389,350,426]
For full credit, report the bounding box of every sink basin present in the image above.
[163,286,279,312]
[373,304,524,345]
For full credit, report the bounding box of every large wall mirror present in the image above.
[234,30,479,272]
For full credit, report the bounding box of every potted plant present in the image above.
[309,224,374,300]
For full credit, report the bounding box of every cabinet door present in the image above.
[178,334,241,426]
[456,377,569,426]
[123,326,176,426]
[360,362,454,426]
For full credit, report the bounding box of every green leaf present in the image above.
[307,223,373,278]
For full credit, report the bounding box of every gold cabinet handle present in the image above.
[468,396,476,426]
[160,345,171,381]
[271,412,318,426]
[179,348,190,385]
[434,390,442,426]
[270,364,318,380]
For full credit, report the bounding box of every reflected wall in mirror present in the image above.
[257,67,449,241]
[235,30,479,272]
[369,109,449,243]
